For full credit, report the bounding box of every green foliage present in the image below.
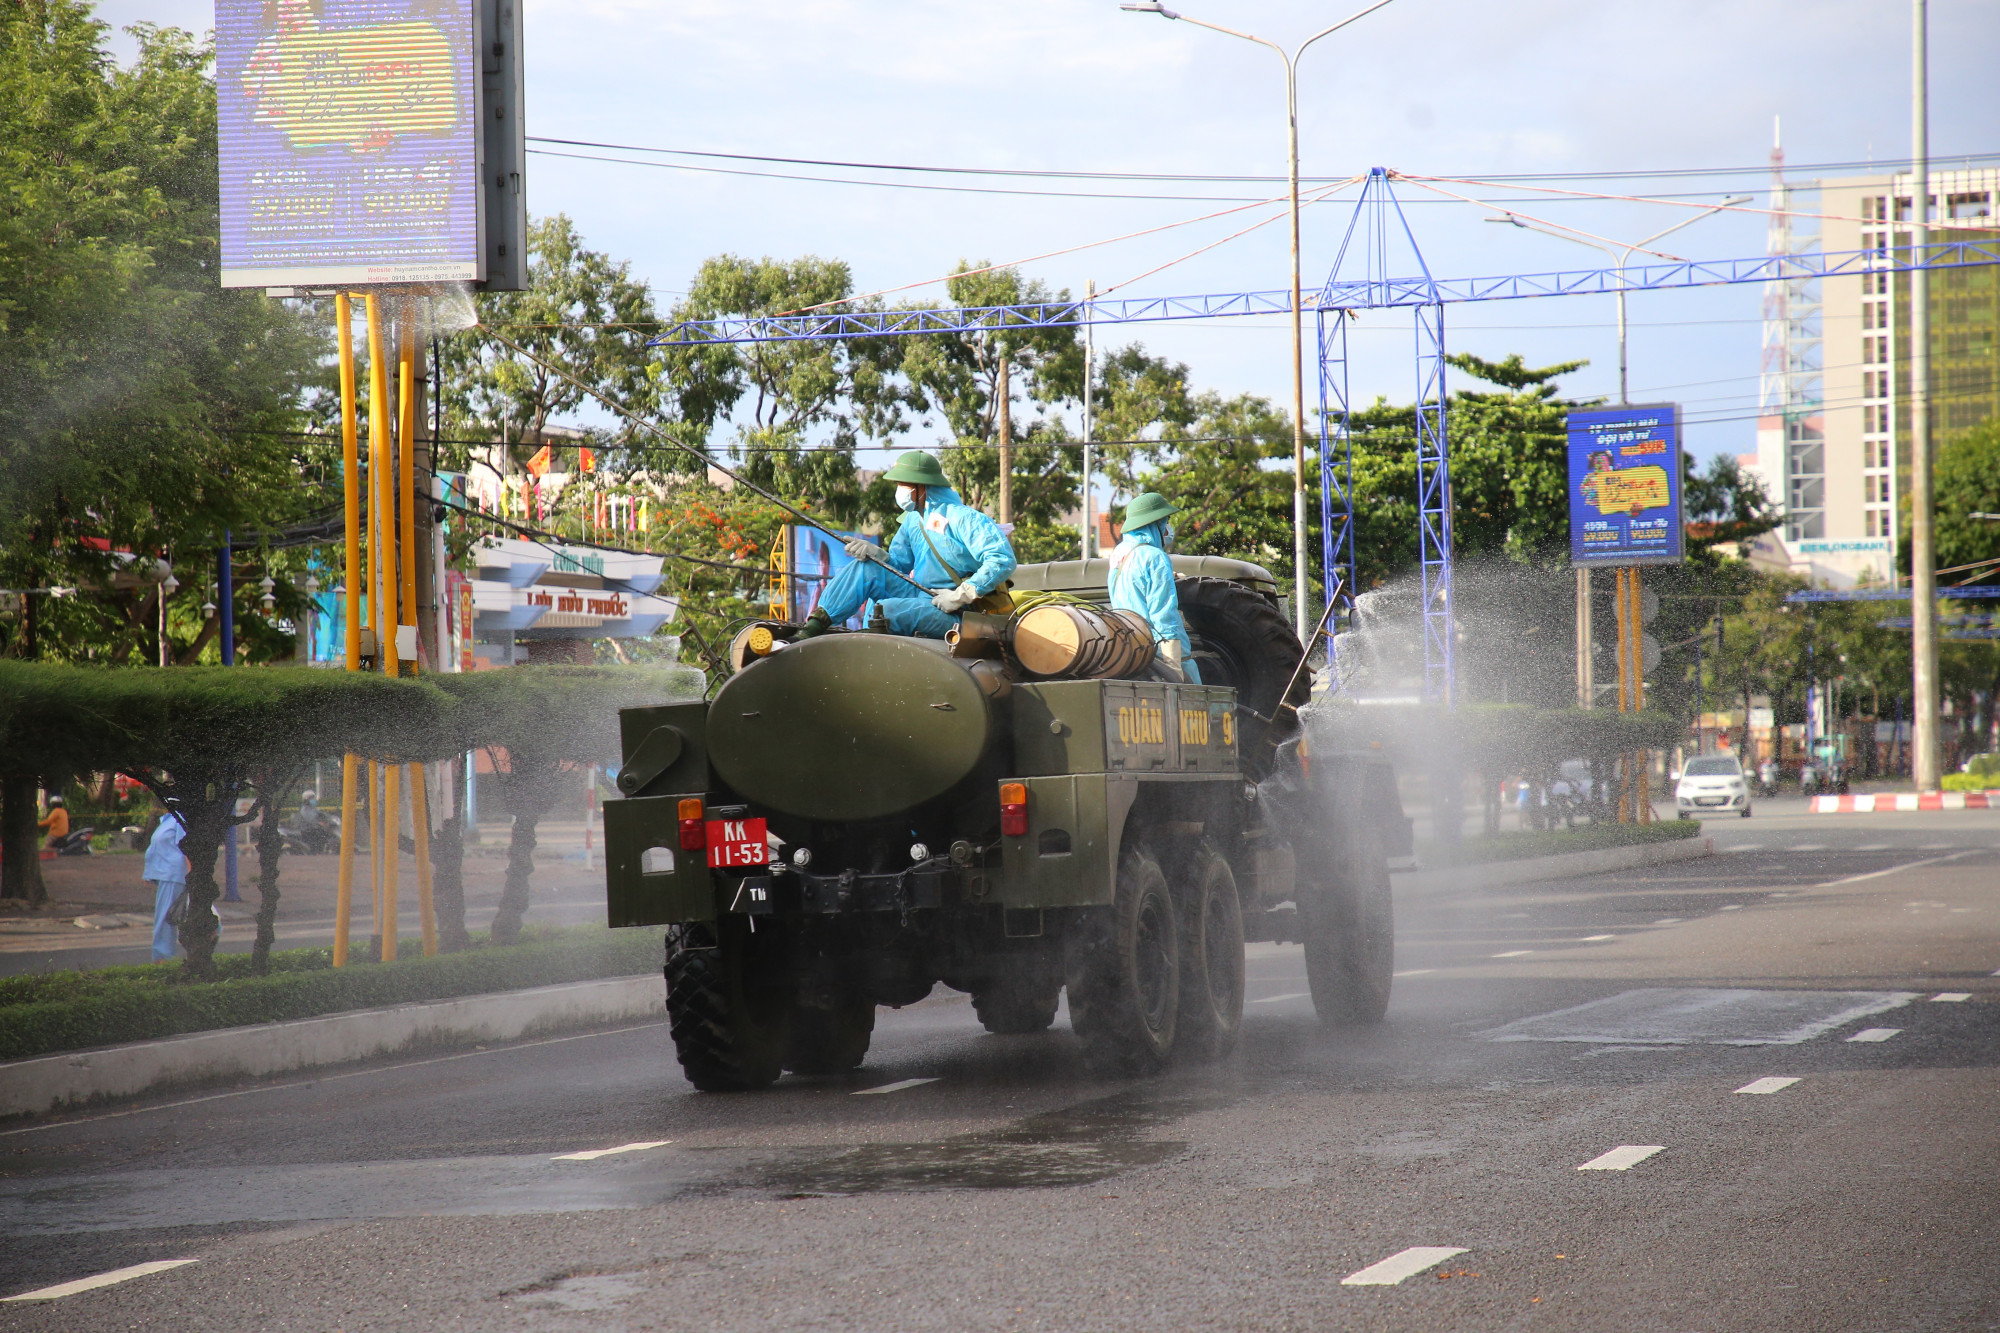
[1930,417,2000,576]
[0,925,661,1063]
[1683,453,1780,555]
[0,7,329,664]
[1443,353,1590,564]
[1942,771,1999,791]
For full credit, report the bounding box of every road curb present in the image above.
[0,973,662,1121]
[1811,790,2000,813]
[1392,834,1714,895]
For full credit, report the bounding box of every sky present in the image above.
[99,0,2000,471]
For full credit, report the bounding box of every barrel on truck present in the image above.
[604,555,1411,1089]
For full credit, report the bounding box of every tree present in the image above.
[431,666,698,946]
[1444,353,1591,564]
[0,9,330,665]
[1683,453,1780,556]
[1930,417,2000,577]
[0,663,456,975]
[1139,391,1294,574]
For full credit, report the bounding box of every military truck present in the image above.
[604,556,1411,1090]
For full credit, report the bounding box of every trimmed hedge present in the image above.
[1941,774,2000,793]
[1418,817,1704,868]
[0,925,663,1064]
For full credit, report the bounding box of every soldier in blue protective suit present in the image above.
[795,450,1017,640]
[1108,491,1200,683]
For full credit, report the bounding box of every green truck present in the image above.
[604,556,1410,1089]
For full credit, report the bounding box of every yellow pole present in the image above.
[368,760,383,957]
[334,294,361,967]
[1633,568,1651,823]
[410,765,436,956]
[368,295,398,677]
[397,301,419,672]
[382,762,401,961]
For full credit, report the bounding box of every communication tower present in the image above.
[1758,119,1825,541]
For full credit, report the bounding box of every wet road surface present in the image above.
[1,806,1997,1330]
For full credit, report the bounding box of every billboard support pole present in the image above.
[335,293,361,968]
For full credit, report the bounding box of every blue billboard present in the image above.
[215,1,482,289]
[1566,404,1685,567]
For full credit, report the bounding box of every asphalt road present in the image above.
[2,801,1996,1331]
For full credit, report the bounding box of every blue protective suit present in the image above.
[1108,520,1201,683]
[815,487,1017,639]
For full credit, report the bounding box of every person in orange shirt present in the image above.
[36,796,68,850]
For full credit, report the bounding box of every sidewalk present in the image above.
[0,818,612,975]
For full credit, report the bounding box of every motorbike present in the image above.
[280,812,340,856]
[52,826,96,856]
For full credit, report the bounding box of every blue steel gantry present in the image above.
[653,168,2000,704]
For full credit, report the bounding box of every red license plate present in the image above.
[706,817,770,869]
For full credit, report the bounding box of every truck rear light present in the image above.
[678,798,706,850]
[999,782,1028,837]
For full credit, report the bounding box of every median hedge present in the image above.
[0,925,663,1064]
[1417,817,1704,868]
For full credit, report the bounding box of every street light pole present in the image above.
[1909,0,1941,790]
[1122,0,1395,641]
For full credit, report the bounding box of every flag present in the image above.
[524,444,552,477]
[579,448,596,473]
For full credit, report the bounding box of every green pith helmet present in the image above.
[1121,492,1179,531]
[882,450,950,488]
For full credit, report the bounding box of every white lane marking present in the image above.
[552,1140,672,1162]
[1920,843,1958,851]
[1578,1144,1665,1171]
[1653,918,1682,925]
[1788,844,1826,852]
[1392,968,1434,977]
[1931,993,1972,1003]
[1846,1027,1901,1043]
[1735,1076,1800,1095]
[853,1077,940,1095]
[1582,935,1616,942]
[1339,1246,1469,1286]
[1719,905,1743,911]
[1821,851,1976,888]
[3,1260,197,1302]
[1724,843,1763,852]
[1855,844,1890,851]
[0,1021,670,1139]
[1250,992,1312,1004]
[1492,950,1533,958]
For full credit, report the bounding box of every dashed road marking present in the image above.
[552,1140,672,1162]
[1724,843,1764,852]
[1719,904,1743,911]
[1578,1145,1665,1171]
[1492,950,1533,958]
[1392,969,1435,977]
[1788,844,1826,852]
[1249,992,1311,1004]
[1855,844,1890,851]
[1653,918,1682,925]
[1582,934,1616,942]
[1823,850,1977,888]
[1846,1027,1901,1043]
[853,1077,940,1095]
[1735,1076,1800,1095]
[1920,843,1957,850]
[3,1260,197,1302]
[1931,993,1972,1003]
[1340,1246,1469,1286]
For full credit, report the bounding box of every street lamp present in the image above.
[1484,196,1750,404]
[1122,0,1396,640]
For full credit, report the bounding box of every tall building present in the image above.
[1748,160,1999,586]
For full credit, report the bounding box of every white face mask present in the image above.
[895,485,919,512]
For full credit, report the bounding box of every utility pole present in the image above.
[1081,280,1096,559]
[1909,0,1941,789]
[995,354,1013,525]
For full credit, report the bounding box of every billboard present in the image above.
[215,1,489,289]
[1566,404,1685,567]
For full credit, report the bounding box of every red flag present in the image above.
[579,447,596,474]
[524,444,552,477]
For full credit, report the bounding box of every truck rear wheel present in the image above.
[1176,847,1245,1061]
[1066,843,1180,1075]
[1301,822,1395,1025]
[972,968,1063,1035]
[665,919,791,1091]
[785,992,875,1075]
[1178,577,1309,775]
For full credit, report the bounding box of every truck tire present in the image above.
[1177,577,1309,774]
[1176,846,1245,1061]
[1066,843,1180,1075]
[1301,819,1394,1025]
[972,970,1063,1035]
[785,993,875,1075]
[664,919,791,1091]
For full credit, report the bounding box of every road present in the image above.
[1,800,1995,1331]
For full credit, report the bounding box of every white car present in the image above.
[1676,755,1752,818]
